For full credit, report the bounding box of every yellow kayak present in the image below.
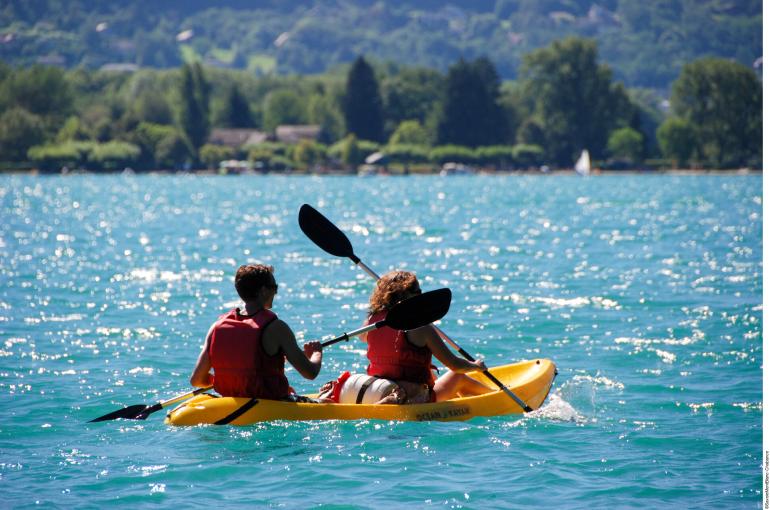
[165,359,557,426]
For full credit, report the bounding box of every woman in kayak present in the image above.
[360,270,491,404]
[190,264,323,400]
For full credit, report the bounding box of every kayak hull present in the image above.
[165,359,556,426]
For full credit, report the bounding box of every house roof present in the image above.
[208,128,268,147]
[275,125,321,144]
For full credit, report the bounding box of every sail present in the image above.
[575,149,591,176]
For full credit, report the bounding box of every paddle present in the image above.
[298,203,533,412]
[321,288,451,347]
[89,386,212,422]
[298,203,380,280]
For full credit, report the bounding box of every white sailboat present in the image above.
[574,149,591,176]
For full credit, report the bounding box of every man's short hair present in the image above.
[234,264,276,301]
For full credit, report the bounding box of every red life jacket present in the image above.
[365,310,434,386]
[208,308,289,399]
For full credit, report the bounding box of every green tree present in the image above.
[88,141,142,171]
[307,94,344,144]
[670,57,761,167]
[200,144,235,169]
[436,57,507,148]
[383,144,430,167]
[627,88,666,158]
[263,90,306,132]
[521,37,629,165]
[329,134,365,167]
[656,117,697,168]
[429,145,477,165]
[511,144,545,168]
[127,90,174,126]
[136,30,182,68]
[247,146,274,170]
[342,56,384,142]
[219,84,255,128]
[292,139,327,170]
[28,142,90,172]
[130,122,191,169]
[516,118,546,147]
[498,81,528,144]
[156,133,193,169]
[177,63,210,153]
[388,120,430,146]
[81,104,115,142]
[475,145,514,169]
[0,107,45,161]
[382,67,443,135]
[0,65,73,121]
[0,61,9,84]
[607,127,644,162]
[56,116,90,142]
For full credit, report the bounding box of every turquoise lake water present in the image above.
[0,174,762,508]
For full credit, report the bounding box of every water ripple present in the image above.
[0,174,761,508]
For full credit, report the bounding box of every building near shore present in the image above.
[275,125,320,144]
[208,128,268,148]
[208,126,320,148]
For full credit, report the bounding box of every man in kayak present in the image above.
[359,270,491,404]
[190,264,323,400]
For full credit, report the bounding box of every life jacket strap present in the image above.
[355,376,377,404]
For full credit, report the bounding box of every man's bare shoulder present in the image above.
[263,318,295,351]
[265,318,292,336]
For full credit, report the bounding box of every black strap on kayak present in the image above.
[356,377,376,404]
[214,398,259,425]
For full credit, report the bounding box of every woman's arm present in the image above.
[409,326,486,373]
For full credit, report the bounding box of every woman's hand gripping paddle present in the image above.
[298,204,533,412]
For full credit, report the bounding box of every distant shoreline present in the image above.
[0,167,762,176]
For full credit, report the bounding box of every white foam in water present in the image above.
[529,394,585,423]
[571,374,625,390]
[528,374,626,423]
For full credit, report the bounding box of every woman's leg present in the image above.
[433,372,493,402]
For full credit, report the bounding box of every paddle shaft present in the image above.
[352,257,379,280]
[319,288,452,348]
[150,386,212,412]
[90,386,213,422]
[350,262,533,412]
[321,321,382,348]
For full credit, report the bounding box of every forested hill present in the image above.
[0,0,761,90]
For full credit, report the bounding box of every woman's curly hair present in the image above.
[369,270,421,315]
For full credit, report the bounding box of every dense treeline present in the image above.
[0,0,761,90]
[0,37,761,172]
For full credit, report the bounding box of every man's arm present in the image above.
[190,324,215,387]
[268,319,323,379]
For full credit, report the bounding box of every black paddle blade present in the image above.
[298,204,359,262]
[385,288,452,331]
[89,404,149,422]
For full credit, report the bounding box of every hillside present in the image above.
[0,0,762,90]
